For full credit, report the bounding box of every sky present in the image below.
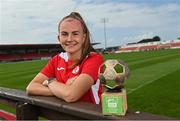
[0,0,180,49]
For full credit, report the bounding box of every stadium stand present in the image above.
[139,45,158,51]
[119,39,180,53]
[0,44,64,62]
[120,47,139,52]
[171,41,180,49]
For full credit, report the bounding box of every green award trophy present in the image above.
[98,59,130,116]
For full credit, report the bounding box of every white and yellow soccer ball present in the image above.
[98,59,130,90]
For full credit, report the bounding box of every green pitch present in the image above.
[0,48,180,119]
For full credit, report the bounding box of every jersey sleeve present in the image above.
[81,53,103,81]
[41,55,58,78]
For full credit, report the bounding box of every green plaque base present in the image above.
[102,89,127,116]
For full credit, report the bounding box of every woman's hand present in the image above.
[42,79,48,86]
[48,74,94,102]
[26,73,54,96]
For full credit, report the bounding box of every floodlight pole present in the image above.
[101,18,109,50]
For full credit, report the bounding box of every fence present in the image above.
[0,87,174,120]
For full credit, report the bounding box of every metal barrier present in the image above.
[0,87,175,120]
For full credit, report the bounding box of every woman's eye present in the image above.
[61,33,68,36]
[73,33,79,36]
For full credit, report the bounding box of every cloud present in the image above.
[0,0,180,48]
[77,2,180,28]
[1,0,76,44]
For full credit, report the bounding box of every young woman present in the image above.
[26,12,103,104]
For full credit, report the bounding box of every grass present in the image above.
[0,60,47,90]
[0,48,180,119]
[128,68,180,118]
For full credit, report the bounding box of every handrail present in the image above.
[0,87,175,120]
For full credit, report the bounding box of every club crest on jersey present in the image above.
[72,66,79,74]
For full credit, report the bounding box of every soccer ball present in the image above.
[98,59,130,91]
